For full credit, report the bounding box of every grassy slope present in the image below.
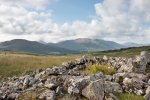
[90,46,150,57]
[0,52,80,80]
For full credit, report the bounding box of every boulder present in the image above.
[39,90,56,100]
[82,79,104,100]
[145,86,150,100]
[6,93,19,100]
[104,81,123,94]
[134,51,150,73]
[123,77,145,95]
[64,76,89,95]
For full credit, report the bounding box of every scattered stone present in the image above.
[0,51,150,100]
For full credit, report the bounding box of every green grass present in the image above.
[86,64,116,75]
[0,52,80,81]
[116,93,144,100]
[90,46,150,57]
[18,91,37,100]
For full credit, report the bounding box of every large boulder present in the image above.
[64,76,89,95]
[145,86,150,100]
[123,77,145,95]
[82,79,104,100]
[104,81,123,94]
[134,51,150,73]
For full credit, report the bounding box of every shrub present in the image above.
[86,64,116,75]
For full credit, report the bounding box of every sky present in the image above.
[0,0,150,44]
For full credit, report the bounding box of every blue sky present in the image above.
[49,0,101,24]
[0,0,149,44]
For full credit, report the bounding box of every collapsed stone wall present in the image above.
[0,51,150,100]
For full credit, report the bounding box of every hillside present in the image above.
[0,39,76,55]
[55,38,124,51]
[90,46,150,57]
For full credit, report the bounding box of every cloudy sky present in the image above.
[0,0,150,44]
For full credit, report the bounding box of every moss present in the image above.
[86,64,116,75]
[116,93,144,100]
[18,91,37,100]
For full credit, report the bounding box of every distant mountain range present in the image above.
[0,39,75,55]
[0,38,148,55]
[54,38,124,51]
[122,42,149,47]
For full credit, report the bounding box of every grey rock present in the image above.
[104,81,123,94]
[7,93,19,100]
[145,86,150,100]
[39,90,56,100]
[82,79,104,100]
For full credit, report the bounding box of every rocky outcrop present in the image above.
[0,51,150,100]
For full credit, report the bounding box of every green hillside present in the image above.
[90,46,150,57]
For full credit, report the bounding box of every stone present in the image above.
[39,90,56,100]
[134,51,150,73]
[23,75,30,89]
[104,75,113,81]
[104,81,123,94]
[82,79,104,100]
[103,55,108,61]
[89,72,104,81]
[56,86,63,96]
[64,76,89,95]
[145,86,150,100]
[148,79,150,85]
[68,86,80,95]
[6,93,19,100]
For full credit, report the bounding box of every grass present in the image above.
[0,52,80,81]
[90,46,150,57]
[116,93,144,100]
[18,91,37,100]
[86,64,116,75]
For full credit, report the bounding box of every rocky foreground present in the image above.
[0,51,150,100]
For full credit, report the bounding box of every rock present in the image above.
[148,79,150,85]
[108,93,119,100]
[6,93,19,100]
[39,90,56,100]
[136,89,144,95]
[134,51,150,73]
[113,73,127,83]
[117,64,133,73]
[82,79,104,100]
[44,77,61,90]
[104,81,123,94]
[44,83,56,90]
[145,86,150,100]
[89,72,104,81]
[104,75,113,81]
[23,75,30,89]
[103,55,108,61]
[64,76,89,95]
[56,86,64,96]
[68,86,80,95]
[123,77,145,95]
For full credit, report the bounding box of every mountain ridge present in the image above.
[0,38,126,54]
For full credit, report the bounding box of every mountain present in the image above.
[0,39,76,55]
[123,42,149,47]
[54,38,124,51]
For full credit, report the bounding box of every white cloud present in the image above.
[0,0,59,8]
[0,0,150,44]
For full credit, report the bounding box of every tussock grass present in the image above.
[0,52,80,80]
[86,63,116,75]
[116,93,144,100]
